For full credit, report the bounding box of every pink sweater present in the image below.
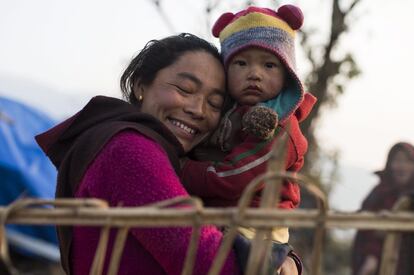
[71,131,239,275]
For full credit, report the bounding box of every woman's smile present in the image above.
[167,118,200,142]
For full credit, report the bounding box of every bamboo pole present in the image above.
[0,200,18,275]
[379,196,412,275]
[107,226,130,275]
[2,206,414,230]
[246,133,288,275]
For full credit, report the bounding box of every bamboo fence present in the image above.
[1,137,413,274]
[0,188,413,274]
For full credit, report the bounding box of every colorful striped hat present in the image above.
[212,4,305,122]
[212,4,303,70]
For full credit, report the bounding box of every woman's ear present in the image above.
[133,82,144,103]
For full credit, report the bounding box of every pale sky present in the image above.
[1,0,413,210]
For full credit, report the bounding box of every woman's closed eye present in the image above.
[208,94,224,111]
[168,83,192,94]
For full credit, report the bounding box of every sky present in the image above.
[1,0,413,211]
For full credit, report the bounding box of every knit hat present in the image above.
[212,4,302,72]
[212,4,305,124]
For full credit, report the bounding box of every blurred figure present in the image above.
[352,142,414,275]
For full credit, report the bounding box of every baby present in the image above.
[181,4,316,273]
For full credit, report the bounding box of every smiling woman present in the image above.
[35,33,240,275]
[137,51,225,152]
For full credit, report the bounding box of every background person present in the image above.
[352,142,414,275]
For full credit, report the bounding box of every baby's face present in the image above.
[227,48,286,106]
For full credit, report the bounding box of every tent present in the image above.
[0,96,59,261]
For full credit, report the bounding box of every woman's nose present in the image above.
[184,95,205,119]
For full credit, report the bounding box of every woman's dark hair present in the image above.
[120,33,222,105]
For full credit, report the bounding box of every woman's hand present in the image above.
[277,256,299,275]
[357,255,378,275]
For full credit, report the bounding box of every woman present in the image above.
[36,33,237,275]
[352,142,414,275]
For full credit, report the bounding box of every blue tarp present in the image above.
[0,96,59,261]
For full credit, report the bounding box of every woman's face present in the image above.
[138,51,225,153]
[390,150,414,185]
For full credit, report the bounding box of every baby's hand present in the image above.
[242,105,278,140]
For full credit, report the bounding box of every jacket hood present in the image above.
[259,73,305,122]
[293,92,316,122]
[36,96,185,170]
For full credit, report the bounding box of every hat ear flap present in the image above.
[212,12,235,37]
[277,4,304,30]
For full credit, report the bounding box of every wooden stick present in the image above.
[180,198,203,275]
[107,226,130,275]
[2,206,414,230]
[89,226,110,275]
[379,196,412,275]
[246,133,287,275]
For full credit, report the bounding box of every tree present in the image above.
[300,0,362,172]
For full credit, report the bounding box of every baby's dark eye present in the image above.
[233,60,247,66]
[265,62,279,69]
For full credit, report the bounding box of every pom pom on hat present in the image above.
[277,4,304,30]
[212,12,235,37]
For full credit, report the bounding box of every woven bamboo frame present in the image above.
[1,137,413,274]
[1,199,414,274]
[1,181,413,275]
